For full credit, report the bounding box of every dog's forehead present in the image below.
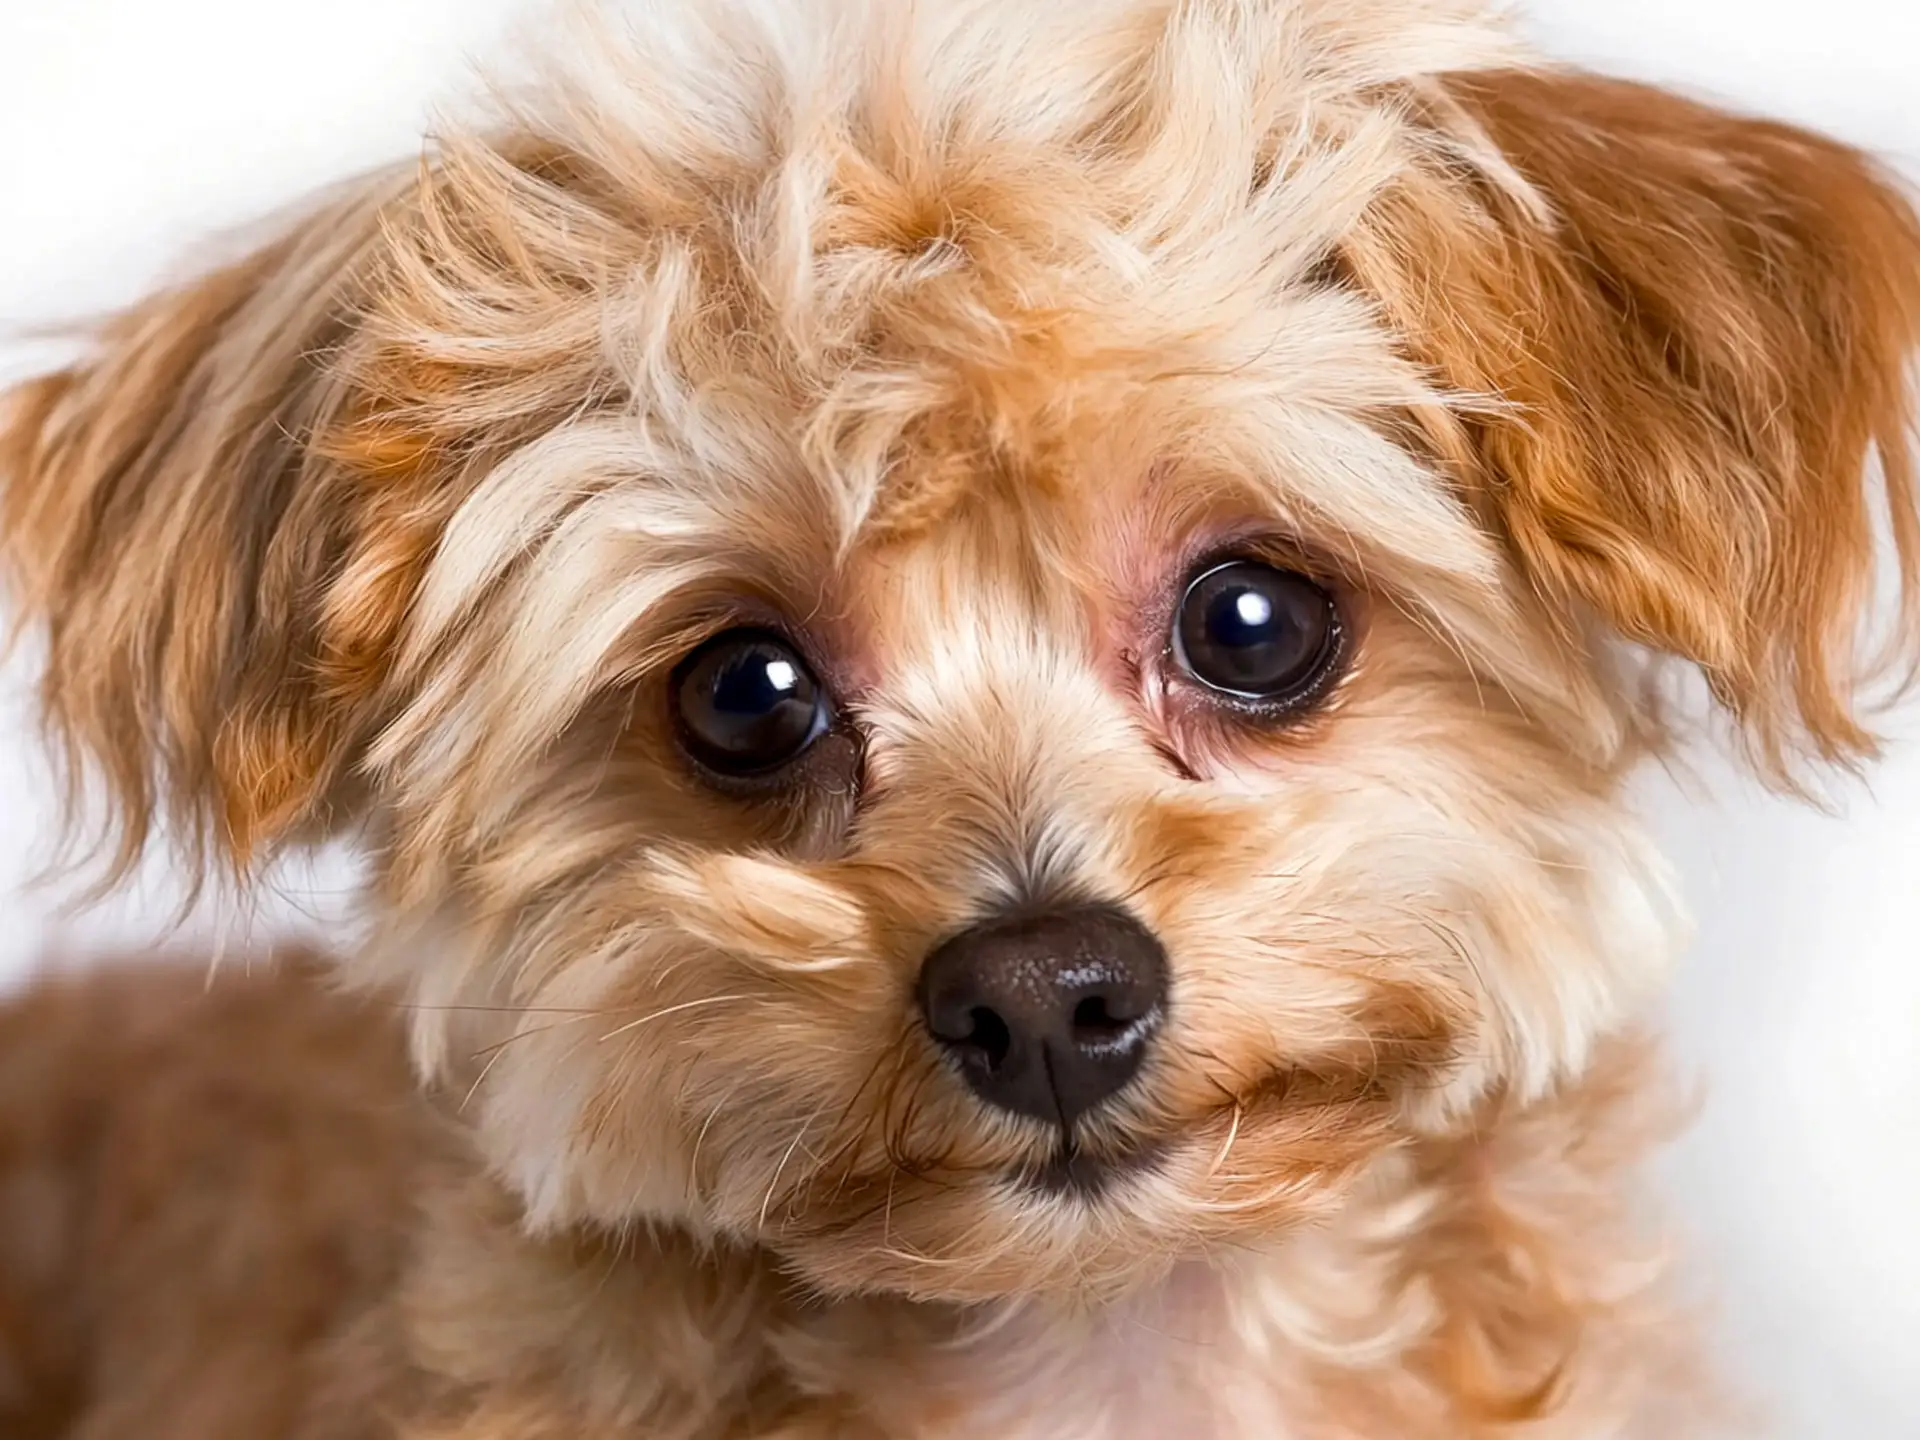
[578,35,1511,590]
[782,304,1497,640]
[840,469,1119,646]
[780,205,1468,556]
[744,238,1501,612]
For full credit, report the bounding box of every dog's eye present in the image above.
[1173,560,1342,706]
[673,629,831,776]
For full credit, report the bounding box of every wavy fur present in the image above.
[2,1,1917,1435]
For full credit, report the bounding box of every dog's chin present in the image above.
[751,1090,1398,1307]
[1014,1134,1172,1200]
[760,1164,1185,1307]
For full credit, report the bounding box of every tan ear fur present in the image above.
[1,132,665,888]
[1349,68,1920,783]
[0,174,415,884]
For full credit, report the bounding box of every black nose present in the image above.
[916,903,1169,1129]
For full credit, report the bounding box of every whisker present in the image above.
[1207,1104,1245,1177]
[462,1012,608,1110]
[388,1001,624,1016]
[689,1078,749,1184]
[467,1013,595,1065]
[460,1042,514,1114]
[597,993,752,1042]
[807,1038,910,1204]
[759,1100,829,1232]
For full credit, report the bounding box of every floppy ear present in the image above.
[3,133,655,887]
[1348,68,1920,783]
[0,171,427,884]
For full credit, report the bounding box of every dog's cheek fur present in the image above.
[1136,599,1682,1117]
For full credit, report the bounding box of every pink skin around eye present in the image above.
[1089,500,1290,757]
[1081,481,1369,786]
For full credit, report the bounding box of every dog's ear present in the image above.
[2,181,392,882]
[1349,68,1920,784]
[0,168,449,884]
[3,134,650,887]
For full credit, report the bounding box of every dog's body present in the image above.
[3,0,1918,1435]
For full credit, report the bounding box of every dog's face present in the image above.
[6,0,1919,1305]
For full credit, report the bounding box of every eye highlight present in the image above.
[1172,560,1343,709]
[672,628,831,777]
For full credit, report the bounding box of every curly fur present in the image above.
[2,1,1918,1436]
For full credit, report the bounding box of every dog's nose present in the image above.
[916,904,1169,1128]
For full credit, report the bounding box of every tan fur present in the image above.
[1348,67,1920,782]
[0,957,439,1440]
[2,1,1917,1435]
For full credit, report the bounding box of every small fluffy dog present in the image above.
[2,1,1918,1436]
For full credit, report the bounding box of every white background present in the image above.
[1,3,1916,1435]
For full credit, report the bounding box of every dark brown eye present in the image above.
[673,629,830,776]
[1173,560,1342,707]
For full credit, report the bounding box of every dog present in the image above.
[2,1,1918,1435]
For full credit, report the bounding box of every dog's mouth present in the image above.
[764,1072,1412,1302]
[1015,1133,1169,1199]
[1000,1064,1375,1201]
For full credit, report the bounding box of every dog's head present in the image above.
[7,0,1919,1304]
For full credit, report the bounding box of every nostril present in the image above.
[1071,995,1123,1036]
[1069,992,1156,1052]
[964,1006,1013,1070]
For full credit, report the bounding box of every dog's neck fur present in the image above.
[384,1035,1696,1439]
